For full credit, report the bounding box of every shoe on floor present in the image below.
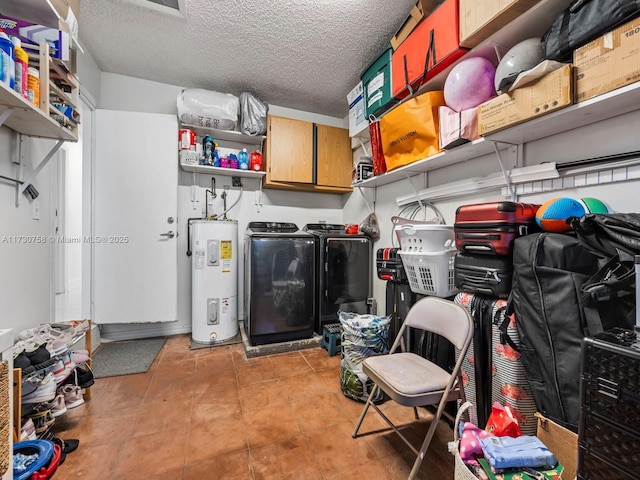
[53,437,79,454]
[59,384,84,409]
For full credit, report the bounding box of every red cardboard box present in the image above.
[392,0,468,99]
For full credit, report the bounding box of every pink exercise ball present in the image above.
[444,57,496,112]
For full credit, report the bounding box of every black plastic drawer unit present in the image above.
[579,334,640,479]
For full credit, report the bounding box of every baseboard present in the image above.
[98,322,191,342]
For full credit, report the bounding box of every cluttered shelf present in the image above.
[0,80,76,141]
[13,320,93,442]
[355,75,640,189]
[180,163,266,179]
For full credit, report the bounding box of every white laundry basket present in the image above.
[399,249,458,297]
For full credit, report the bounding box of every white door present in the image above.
[94,110,178,324]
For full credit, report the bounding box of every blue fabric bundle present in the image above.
[479,435,558,470]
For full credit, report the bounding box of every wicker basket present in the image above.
[452,402,480,480]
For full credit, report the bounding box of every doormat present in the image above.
[92,338,166,379]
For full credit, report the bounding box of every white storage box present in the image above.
[348,82,367,137]
[394,224,455,252]
[399,250,459,297]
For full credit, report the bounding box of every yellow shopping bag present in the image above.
[380,90,445,171]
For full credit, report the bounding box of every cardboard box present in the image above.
[460,0,542,48]
[51,0,80,42]
[0,15,71,61]
[536,413,578,480]
[477,65,573,136]
[347,82,367,137]
[390,0,443,50]
[438,105,479,149]
[575,17,640,103]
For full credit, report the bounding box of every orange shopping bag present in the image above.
[380,90,445,171]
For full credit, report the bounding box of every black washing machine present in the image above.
[303,224,372,334]
[244,222,316,345]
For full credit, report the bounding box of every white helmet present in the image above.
[494,38,544,94]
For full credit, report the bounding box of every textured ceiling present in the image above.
[79,0,417,118]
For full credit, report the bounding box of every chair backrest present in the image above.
[403,297,473,351]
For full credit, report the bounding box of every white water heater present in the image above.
[191,220,238,344]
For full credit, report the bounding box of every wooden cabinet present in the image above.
[264,115,353,193]
[316,124,353,189]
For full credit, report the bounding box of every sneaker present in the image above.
[22,373,57,404]
[25,344,50,365]
[44,394,68,418]
[63,365,94,389]
[20,418,37,441]
[70,349,90,364]
[59,384,84,409]
[28,407,55,434]
[13,351,31,369]
[71,319,90,337]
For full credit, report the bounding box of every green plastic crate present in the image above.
[361,49,395,119]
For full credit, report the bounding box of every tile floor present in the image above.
[52,334,455,479]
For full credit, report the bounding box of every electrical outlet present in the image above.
[32,199,40,220]
[232,176,242,187]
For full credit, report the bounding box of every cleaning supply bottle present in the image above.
[0,28,15,89]
[27,67,40,107]
[12,37,28,99]
[250,151,263,172]
[238,148,249,170]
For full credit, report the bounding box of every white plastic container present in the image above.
[399,250,459,297]
[394,224,455,252]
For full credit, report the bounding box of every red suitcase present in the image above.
[454,202,540,255]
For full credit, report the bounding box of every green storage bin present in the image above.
[361,48,395,119]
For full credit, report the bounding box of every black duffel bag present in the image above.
[542,0,640,61]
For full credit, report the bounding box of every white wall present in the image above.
[0,128,56,334]
[96,73,351,340]
[344,108,640,316]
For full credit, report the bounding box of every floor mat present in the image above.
[92,338,166,378]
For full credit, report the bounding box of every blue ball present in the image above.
[536,197,586,232]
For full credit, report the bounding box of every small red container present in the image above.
[345,224,359,235]
[179,128,196,150]
[250,151,263,171]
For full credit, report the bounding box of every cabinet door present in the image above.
[267,115,314,184]
[315,124,353,188]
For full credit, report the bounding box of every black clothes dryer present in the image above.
[303,224,372,334]
[244,222,316,345]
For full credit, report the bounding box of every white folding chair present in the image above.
[351,296,473,480]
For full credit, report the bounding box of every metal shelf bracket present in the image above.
[0,107,15,129]
[15,139,64,205]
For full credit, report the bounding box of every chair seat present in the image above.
[363,352,456,405]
